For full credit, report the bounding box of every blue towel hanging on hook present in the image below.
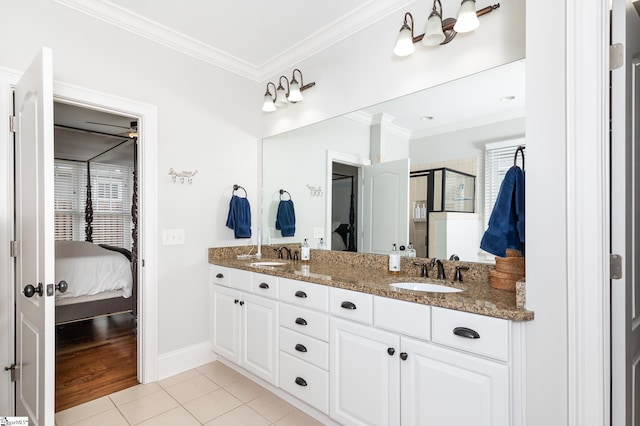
[276,199,296,237]
[226,194,252,238]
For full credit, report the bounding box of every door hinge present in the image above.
[610,43,624,70]
[4,364,18,382]
[10,240,17,257]
[610,254,622,279]
[9,115,17,133]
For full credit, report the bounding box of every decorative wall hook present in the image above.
[169,168,198,184]
[306,185,323,197]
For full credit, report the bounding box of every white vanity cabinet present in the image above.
[210,268,278,385]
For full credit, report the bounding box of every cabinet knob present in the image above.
[234,299,239,304]
[239,300,245,306]
[340,301,357,310]
[216,273,224,279]
[295,377,308,387]
[23,283,43,298]
[453,326,480,339]
[387,347,395,356]
[56,280,68,293]
[295,290,307,298]
[400,352,408,361]
[295,343,308,353]
[259,283,269,289]
[295,317,308,326]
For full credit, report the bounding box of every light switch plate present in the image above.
[313,227,324,238]
[162,229,185,245]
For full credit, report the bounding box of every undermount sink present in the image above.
[390,282,463,293]
[249,261,288,267]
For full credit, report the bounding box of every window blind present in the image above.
[54,159,134,249]
[484,139,525,230]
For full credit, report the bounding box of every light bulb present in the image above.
[454,0,480,33]
[288,78,303,102]
[262,94,276,112]
[275,85,289,108]
[422,12,445,46]
[393,23,415,56]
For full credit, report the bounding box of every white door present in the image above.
[611,1,640,425]
[330,318,400,426]
[362,159,409,254]
[14,47,55,425]
[241,293,278,385]
[210,285,241,363]
[400,337,509,426]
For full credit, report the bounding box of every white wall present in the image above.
[0,0,261,356]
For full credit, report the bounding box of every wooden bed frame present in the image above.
[55,138,138,325]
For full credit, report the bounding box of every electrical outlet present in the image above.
[162,229,185,245]
[313,227,324,238]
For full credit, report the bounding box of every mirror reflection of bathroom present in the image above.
[331,162,358,252]
[410,158,480,260]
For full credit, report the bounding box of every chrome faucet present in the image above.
[275,246,292,260]
[413,262,429,278]
[430,258,446,280]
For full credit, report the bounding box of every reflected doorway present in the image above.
[331,162,359,251]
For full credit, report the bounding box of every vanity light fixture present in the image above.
[261,69,316,112]
[393,0,500,55]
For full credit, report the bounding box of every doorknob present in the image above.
[56,280,68,293]
[23,283,43,298]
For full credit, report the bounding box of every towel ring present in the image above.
[233,184,247,197]
[513,145,525,170]
[279,189,291,201]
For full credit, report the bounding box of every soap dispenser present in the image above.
[389,244,401,275]
[406,242,416,258]
[318,238,326,250]
[301,238,311,262]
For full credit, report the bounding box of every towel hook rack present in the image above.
[279,189,291,200]
[513,145,525,170]
[233,184,248,197]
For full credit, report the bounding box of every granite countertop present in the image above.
[208,247,534,322]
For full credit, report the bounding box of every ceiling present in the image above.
[53,0,413,81]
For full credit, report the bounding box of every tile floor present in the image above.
[55,361,325,425]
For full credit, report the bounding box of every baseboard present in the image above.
[156,341,217,381]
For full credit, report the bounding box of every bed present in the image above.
[55,241,136,324]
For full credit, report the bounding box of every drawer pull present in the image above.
[259,283,269,289]
[295,377,308,387]
[400,352,408,361]
[295,290,307,298]
[387,347,395,356]
[340,301,357,310]
[295,343,308,353]
[453,326,480,339]
[295,317,308,326]
[216,273,224,279]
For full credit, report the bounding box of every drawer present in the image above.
[329,287,373,324]
[279,278,329,312]
[230,268,252,292]
[211,265,230,287]
[279,351,329,414]
[280,327,329,370]
[431,307,510,361]
[251,273,279,299]
[374,296,431,341]
[279,303,329,342]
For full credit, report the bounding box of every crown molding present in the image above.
[54,0,412,82]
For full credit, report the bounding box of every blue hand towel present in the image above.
[275,199,296,237]
[480,166,525,257]
[226,195,252,238]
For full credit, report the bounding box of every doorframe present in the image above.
[325,150,370,251]
[53,81,159,384]
[565,0,610,425]
[0,69,159,415]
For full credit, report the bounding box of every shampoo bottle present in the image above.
[301,238,311,262]
[388,244,401,274]
[420,203,426,218]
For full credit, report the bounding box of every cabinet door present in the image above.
[211,285,241,363]
[330,318,400,426]
[241,293,278,385]
[400,337,509,426]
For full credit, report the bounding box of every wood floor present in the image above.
[55,313,138,412]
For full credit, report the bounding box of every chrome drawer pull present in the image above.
[453,326,480,339]
[341,301,357,310]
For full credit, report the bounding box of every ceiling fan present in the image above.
[85,120,138,138]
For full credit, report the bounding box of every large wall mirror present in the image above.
[262,59,525,262]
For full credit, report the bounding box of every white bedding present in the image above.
[55,241,133,300]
